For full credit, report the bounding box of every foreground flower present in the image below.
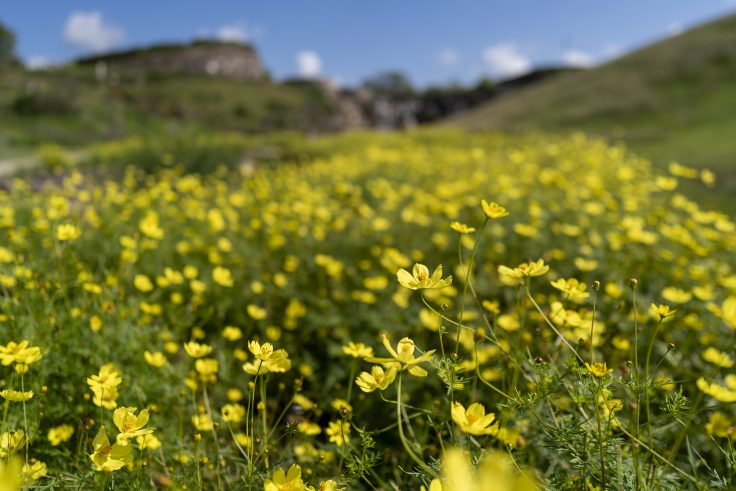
[451,402,497,435]
[89,427,133,472]
[0,457,21,491]
[585,362,614,378]
[113,407,153,446]
[439,447,536,491]
[264,464,306,491]
[498,259,549,285]
[365,335,435,377]
[480,200,509,219]
[396,263,452,290]
[0,390,33,402]
[355,366,397,393]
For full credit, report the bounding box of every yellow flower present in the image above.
[264,464,307,491]
[138,211,164,240]
[0,431,25,458]
[47,424,74,446]
[87,364,122,409]
[143,351,167,368]
[89,427,133,472]
[450,221,476,234]
[136,433,161,450]
[221,404,246,424]
[192,414,214,431]
[298,421,321,436]
[705,412,735,439]
[702,347,734,368]
[212,266,234,287]
[55,224,81,241]
[650,303,676,322]
[22,460,47,481]
[396,263,452,290]
[451,402,496,435]
[365,335,435,377]
[0,390,33,402]
[89,315,103,332]
[480,200,509,219]
[697,378,736,403]
[497,259,549,285]
[355,366,397,393]
[0,457,21,491]
[183,341,212,358]
[133,274,154,292]
[195,358,219,378]
[243,340,291,375]
[440,447,537,491]
[550,278,589,300]
[325,420,350,446]
[247,304,268,320]
[222,326,243,341]
[341,342,374,358]
[0,341,42,366]
[585,362,613,378]
[113,407,153,446]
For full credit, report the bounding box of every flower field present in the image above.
[0,129,734,489]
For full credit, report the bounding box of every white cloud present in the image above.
[217,25,249,43]
[437,48,459,67]
[667,22,684,36]
[64,11,124,52]
[296,50,322,78]
[482,43,531,78]
[27,56,51,70]
[562,49,595,68]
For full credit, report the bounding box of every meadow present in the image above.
[0,129,734,489]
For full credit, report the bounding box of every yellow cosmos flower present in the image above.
[243,340,291,375]
[192,414,214,431]
[705,412,735,439]
[183,341,212,358]
[0,341,42,366]
[247,304,268,320]
[365,335,435,377]
[0,431,25,458]
[480,200,509,219]
[341,342,374,358]
[22,460,47,481]
[702,347,734,368]
[143,351,167,368]
[113,407,153,446]
[136,433,162,450]
[221,404,245,424]
[355,366,398,393]
[195,358,219,379]
[264,464,306,491]
[325,420,350,446]
[212,266,234,287]
[440,447,537,491]
[47,424,74,446]
[697,377,736,403]
[55,223,81,241]
[585,362,613,378]
[298,421,321,436]
[498,259,549,285]
[650,303,676,322]
[550,278,589,300]
[222,326,243,341]
[89,427,133,472]
[0,390,33,402]
[396,263,452,290]
[450,221,476,234]
[0,457,21,491]
[133,274,154,292]
[451,402,496,435]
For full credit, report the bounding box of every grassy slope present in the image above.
[448,13,736,212]
[0,64,335,158]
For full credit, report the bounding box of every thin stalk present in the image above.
[396,373,437,478]
[455,218,488,355]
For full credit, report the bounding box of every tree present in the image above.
[0,19,17,65]
[362,71,415,98]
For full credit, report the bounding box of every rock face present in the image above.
[78,41,266,80]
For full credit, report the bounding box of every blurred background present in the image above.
[1,1,735,211]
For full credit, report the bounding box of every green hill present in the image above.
[0,47,336,159]
[448,13,736,212]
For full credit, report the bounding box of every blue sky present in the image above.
[3,1,736,87]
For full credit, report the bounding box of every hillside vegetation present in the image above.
[448,13,736,211]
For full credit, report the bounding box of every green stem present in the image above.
[396,373,437,477]
[455,218,488,355]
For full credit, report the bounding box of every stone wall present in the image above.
[78,42,266,80]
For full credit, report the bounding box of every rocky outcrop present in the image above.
[77,41,266,80]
